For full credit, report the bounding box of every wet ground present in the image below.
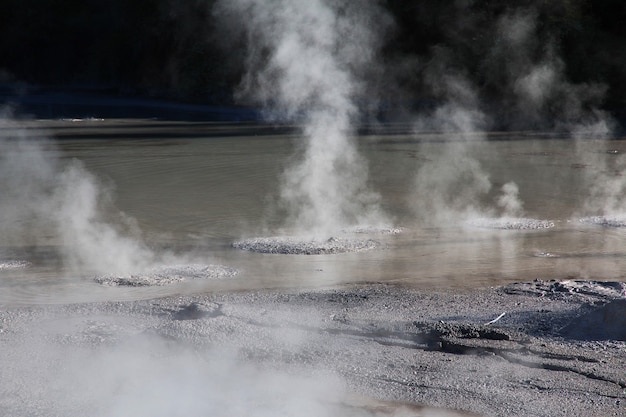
[0,280,624,416]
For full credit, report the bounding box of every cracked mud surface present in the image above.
[0,280,624,416]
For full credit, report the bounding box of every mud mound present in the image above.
[561,299,626,341]
[0,260,31,270]
[94,264,239,287]
[466,217,555,230]
[232,236,381,255]
[579,215,626,228]
[503,279,626,301]
[341,226,404,235]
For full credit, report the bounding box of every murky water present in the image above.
[2,119,626,304]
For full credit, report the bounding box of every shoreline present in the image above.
[3,91,623,139]
[1,279,624,416]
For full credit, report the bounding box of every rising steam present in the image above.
[214,0,392,237]
[489,9,613,136]
[497,182,523,218]
[0,115,59,245]
[51,160,157,273]
[0,113,180,276]
[410,58,495,226]
[410,6,614,226]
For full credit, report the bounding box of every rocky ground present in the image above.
[0,279,624,417]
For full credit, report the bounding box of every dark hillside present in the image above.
[0,0,624,119]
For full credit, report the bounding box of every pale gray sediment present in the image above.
[0,279,624,416]
[0,260,31,270]
[579,215,626,228]
[341,226,405,235]
[93,264,239,286]
[232,236,381,255]
[466,217,555,230]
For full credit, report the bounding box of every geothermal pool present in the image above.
[2,119,626,304]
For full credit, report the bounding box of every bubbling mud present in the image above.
[232,236,381,255]
[0,260,31,270]
[579,215,626,228]
[94,264,239,287]
[466,217,555,230]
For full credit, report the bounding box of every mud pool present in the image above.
[1,120,626,417]
[2,120,626,304]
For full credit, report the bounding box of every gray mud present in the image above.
[466,217,555,230]
[1,280,624,416]
[232,236,381,255]
[93,264,239,286]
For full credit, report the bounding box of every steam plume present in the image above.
[489,8,616,219]
[410,57,494,226]
[411,6,614,226]
[489,9,613,136]
[0,113,158,275]
[214,0,392,237]
[0,116,58,245]
[51,160,157,273]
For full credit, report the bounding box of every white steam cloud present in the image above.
[497,182,523,218]
[411,57,495,226]
[1,324,352,417]
[577,147,626,218]
[410,7,614,226]
[51,160,157,273]
[0,113,160,275]
[0,118,58,245]
[491,8,615,220]
[491,9,613,137]
[214,0,392,237]
[411,141,492,226]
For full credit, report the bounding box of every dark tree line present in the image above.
[0,0,625,111]
[0,0,235,101]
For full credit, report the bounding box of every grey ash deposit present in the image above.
[579,215,626,228]
[466,217,555,230]
[94,264,239,286]
[232,236,381,255]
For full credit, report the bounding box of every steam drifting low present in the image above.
[0,113,238,283]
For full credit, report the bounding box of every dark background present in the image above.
[1,0,624,125]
